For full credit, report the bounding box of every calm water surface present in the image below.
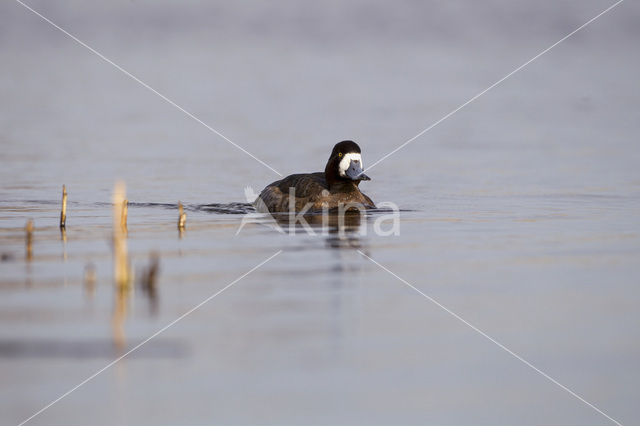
[1,1,639,425]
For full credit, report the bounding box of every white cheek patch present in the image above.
[338,153,363,177]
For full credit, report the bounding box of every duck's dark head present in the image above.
[325,140,371,188]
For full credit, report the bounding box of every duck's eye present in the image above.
[338,152,343,157]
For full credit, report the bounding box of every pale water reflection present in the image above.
[1,0,640,425]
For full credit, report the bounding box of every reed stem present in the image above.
[178,201,186,230]
[112,182,130,289]
[60,185,67,228]
[25,219,34,261]
[121,199,128,234]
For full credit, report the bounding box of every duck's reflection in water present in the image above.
[269,210,368,250]
[322,213,366,250]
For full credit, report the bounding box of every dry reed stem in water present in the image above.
[113,182,130,289]
[121,199,128,234]
[178,201,186,229]
[60,185,67,228]
[25,219,33,261]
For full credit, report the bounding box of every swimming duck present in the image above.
[255,140,375,213]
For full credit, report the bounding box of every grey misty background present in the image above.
[1,1,640,425]
[1,0,639,205]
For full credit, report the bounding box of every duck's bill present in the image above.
[346,160,371,181]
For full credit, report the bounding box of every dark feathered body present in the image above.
[256,172,375,213]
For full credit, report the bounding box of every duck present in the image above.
[255,140,376,213]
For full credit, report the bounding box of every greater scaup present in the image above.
[255,140,375,213]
